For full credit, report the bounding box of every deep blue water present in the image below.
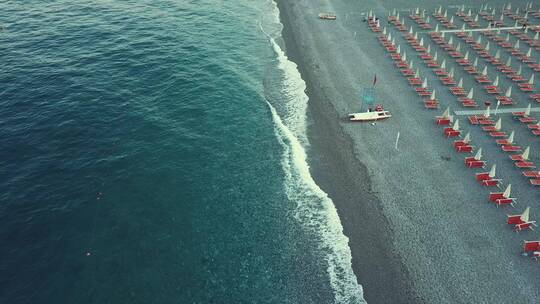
[0,1,364,303]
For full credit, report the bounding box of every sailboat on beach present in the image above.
[349,75,391,121]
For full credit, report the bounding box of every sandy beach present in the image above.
[276,0,540,303]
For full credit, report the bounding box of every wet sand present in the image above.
[276,0,540,303]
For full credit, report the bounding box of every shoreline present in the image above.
[275,1,421,303]
[274,0,540,303]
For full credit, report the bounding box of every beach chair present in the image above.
[424,90,439,109]
[444,119,461,138]
[510,147,530,162]
[469,107,493,125]
[523,241,540,259]
[508,207,536,231]
[524,171,540,178]
[435,108,453,125]
[454,133,473,152]
[465,148,485,168]
[475,164,501,186]
[488,184,516,206]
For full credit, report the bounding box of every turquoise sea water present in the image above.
[0,1,364,303]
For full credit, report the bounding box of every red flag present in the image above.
[373,74,377,86]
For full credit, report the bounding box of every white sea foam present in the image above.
[262,1,366,303]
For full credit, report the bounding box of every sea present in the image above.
[0,1,365,303]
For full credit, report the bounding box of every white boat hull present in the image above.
[348,110,391,121]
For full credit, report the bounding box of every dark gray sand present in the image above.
[276,0,540,303]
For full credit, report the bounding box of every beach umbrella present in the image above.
[441,107,450,118]
[525,104,532,116]
[505,86,512,97]
[507,131,515,144]
[503,184,512,199]
[452,119,460,131]
[474,147,482,160]
[462,132,471,144]
[476,36,482,44]
[488,164,497,178]
[494,118,502,131]
[467,88,474,99]
[483,106,491,118]
[522,147,531,160]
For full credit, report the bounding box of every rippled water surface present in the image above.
[0,1,364,303]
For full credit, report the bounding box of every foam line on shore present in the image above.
[261,1,366,302]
